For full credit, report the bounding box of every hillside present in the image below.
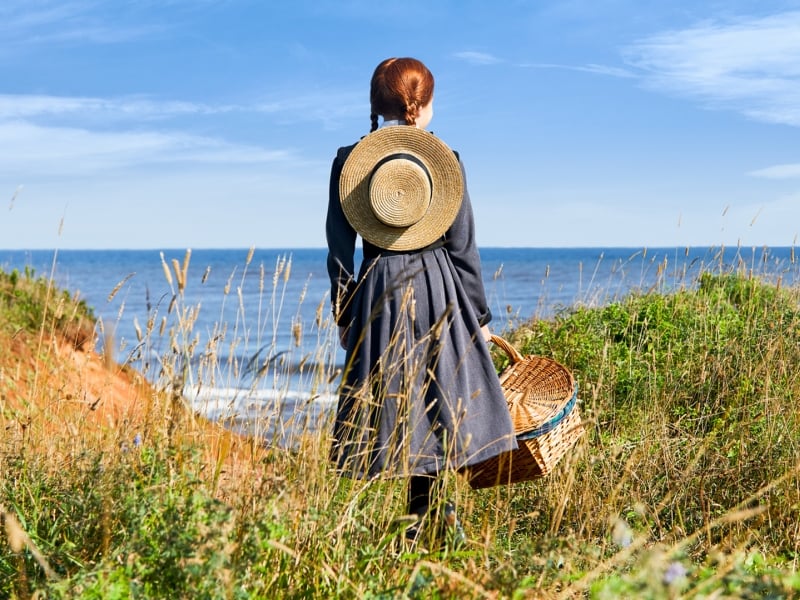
[0,268,266,502]
[3,266,800,598]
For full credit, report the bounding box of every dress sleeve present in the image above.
[444,159,493,326]
[326,146,358,326]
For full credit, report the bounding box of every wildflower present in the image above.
[133,433,142,448]
[612,518,633,548]
[663,561,688,585]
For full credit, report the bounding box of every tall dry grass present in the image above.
[1,247,800,598]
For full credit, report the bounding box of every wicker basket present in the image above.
[465,335,584,489]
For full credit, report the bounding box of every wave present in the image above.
[183,383,337,447]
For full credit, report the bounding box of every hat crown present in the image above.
[368,155,432,228]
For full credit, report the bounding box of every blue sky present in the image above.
[1,0,799,249]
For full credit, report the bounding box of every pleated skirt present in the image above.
[330,247,517,478]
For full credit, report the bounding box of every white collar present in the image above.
[381,119,405,127]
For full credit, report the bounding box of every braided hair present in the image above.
[369,57,434,132]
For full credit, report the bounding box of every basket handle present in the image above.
[489,334,524,364]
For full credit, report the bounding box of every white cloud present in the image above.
[0,1,161,49]
[0,0,242,52]
[0,2,92,30]
[521,62,635,78]
[623,11,800,126]
[749,163,800,179]
[0,94,229,120]
[0,89,363,130]
[252,90,364,129]
[452,51,502,66]
[581,63,636,78]
[0,120,293,177]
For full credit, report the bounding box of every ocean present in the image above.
[3,246,798,444]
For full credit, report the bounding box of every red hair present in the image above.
[369,57,434,132]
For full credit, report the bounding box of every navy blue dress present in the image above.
[326,138,517,479]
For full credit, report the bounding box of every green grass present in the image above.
[2,251,800,598]
[0,263,95,347]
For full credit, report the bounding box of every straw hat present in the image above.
[339,126,464,251]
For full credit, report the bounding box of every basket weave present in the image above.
[465,335,584,489]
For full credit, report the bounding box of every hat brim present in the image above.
[339,127,464,251]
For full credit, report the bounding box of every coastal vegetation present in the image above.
[2,251,800,598]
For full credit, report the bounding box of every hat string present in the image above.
[370,153,433,189]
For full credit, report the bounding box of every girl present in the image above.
[325,57,516,546]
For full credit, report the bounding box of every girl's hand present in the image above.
[480,324,492,343]
[339,325,350,350]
